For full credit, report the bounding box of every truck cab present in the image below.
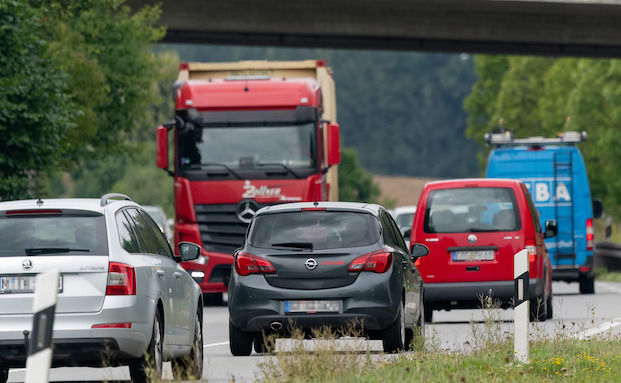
[156,61,341,301]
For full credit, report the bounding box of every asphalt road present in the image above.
[7,281,621,382]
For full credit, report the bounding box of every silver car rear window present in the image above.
[424,187,521,233]
[248,211,380,250]
[0,213,108,256]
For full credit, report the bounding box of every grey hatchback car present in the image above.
[0,194,203,382]
[228,202,428,355]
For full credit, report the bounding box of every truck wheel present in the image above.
[1,367,8,383]
[579,275,595,294]
[382,303,405,353]
[130,309,163,382]
[229,321,253,356]
[424,304,433,323]
[172,313,203,380]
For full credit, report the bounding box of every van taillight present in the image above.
[348,250,393,273]
[586,218,594,251]
[235,251,276,276]
[106,262,136,295]
[525,241,537,263]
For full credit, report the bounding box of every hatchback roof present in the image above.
[256,201,382,216]
[424,178,523,189]
[0,197,138,214]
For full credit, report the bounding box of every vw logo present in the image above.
[305,258,318,270]
[22,259,33,271]
[467,234,477,244]
[236,199,260,224]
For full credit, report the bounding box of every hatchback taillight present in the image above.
[235,251,276,276]
[525,241,537,263]
[348,250,393,273]
[106,262,136,295]
[586,218,594,251]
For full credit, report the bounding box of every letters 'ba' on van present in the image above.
[485,131,603,294]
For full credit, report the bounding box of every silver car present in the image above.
[0,194,204,382]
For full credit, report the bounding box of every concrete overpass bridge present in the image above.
[129,0,621,57]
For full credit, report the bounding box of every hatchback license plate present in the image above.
[0,275,63,294]
[285,300,340,313]
[452,250,495,261]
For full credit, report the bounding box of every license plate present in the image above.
[0,275,63,294]
[285,300,340,313]
[452,250,495,261]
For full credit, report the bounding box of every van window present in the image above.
[249,211,380,250]
[424,187,521,233]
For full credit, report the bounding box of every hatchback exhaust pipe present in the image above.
[269,321,283,331]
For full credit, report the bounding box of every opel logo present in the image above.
[236,199,260,224]
[468,234,477,244]
[22,259,33,271]
[305,258,318,270]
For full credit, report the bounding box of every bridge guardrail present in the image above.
[594,241,621,271]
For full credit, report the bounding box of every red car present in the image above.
[410,179,557,322]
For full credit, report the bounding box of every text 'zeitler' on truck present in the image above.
[485,130,603,294]
[155,60,341,302]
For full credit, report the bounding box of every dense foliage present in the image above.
[0,0,164,200]
[464,55,621,215]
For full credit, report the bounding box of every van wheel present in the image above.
[529,296,547,322]
[382,303,405,353]
[172,313,203,380]
[229,321,253,356]
[545,293,553,320]
[130,309,163,382]
[424,304,433,323]
[1,367,8,383]
[579,275,595,294]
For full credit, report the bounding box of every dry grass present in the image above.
[373,175,437,207]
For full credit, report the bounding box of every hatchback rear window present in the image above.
[248,211,380,250]
[0,213,108,256]
[424,187,520,233]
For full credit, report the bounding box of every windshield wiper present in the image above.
[25,248,90,255]
[201,163,242,180]
[257,163,302,179]
[271,242,314,250]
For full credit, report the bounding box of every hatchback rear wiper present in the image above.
[25,248,90,255]
[257,163,301,179]
[271,242,314,250]
[201,163,242,180]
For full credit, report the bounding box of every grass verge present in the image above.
[595,268,621,283]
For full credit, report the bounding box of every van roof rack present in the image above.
[100,193,133,207]
[485,130,586,146]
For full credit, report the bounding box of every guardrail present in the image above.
[595,241,621,271]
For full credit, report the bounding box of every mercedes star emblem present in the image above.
[236,199,260,224]
[305,258,318,270]
[22,259,33,271]
[467,234,477,244]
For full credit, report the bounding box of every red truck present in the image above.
[156,60,341,303]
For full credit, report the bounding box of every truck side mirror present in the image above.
[592,199,603,219]
[327,123,341,167]
[544,219,558,239]
[410,243,429,260]
[156,126,169,170]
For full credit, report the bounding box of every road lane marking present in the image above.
[203,341,230,348]
[576,317,621,340]
[597,282,621,295]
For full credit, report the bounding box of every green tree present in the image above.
[0,0,75,199]
[338,147,381,203]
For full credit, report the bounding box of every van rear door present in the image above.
[415,186,524,284]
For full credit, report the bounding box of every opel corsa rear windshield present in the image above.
[248,211,379,250]
[424,187,520,233]
[0,212,108,256]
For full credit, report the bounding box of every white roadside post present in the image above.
[514,249,529,363]
[25,271,59,383]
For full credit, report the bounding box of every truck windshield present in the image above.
[424,187,520,233]
[178,122,316,170]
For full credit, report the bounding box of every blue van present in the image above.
[485,131,602,294]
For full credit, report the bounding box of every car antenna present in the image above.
[35,171,43,206]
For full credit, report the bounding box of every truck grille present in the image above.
[195,203,271,254]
